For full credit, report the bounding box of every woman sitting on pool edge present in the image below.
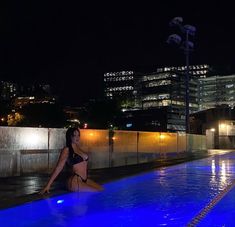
[40,127,103,194]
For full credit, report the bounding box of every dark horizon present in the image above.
[1,1,235,106]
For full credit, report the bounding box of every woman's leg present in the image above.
[86,179,103,191]
[67,175,103,192]
[77,179,103,192]
[67,175,80,192]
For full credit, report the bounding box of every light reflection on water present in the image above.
[221,160,227,183]
[1,151,235,226]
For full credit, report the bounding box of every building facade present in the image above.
[139,71,199,131]
[0,81,19,101]
[198,74,235,110]
[104,64,210,132]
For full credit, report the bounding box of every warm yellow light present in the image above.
[89,133,94,136]
[112,136,116,140]
[71,119,80,123]
[220,124,226,129]
[210,128,215,132]
[159,134,165,139]
[1,118,4,122]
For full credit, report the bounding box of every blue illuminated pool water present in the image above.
[1,151,235,226]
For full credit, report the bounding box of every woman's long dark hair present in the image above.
[65,127,80,163]
[64,127,80,173]
[66,127,80,147]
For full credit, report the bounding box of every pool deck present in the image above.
[0,151,213,210]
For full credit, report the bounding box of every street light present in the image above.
[167,17,196,133]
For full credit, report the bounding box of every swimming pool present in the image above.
[1,151,235,226]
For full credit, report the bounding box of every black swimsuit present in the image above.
[71,152,89,165]
[68,146,89,183]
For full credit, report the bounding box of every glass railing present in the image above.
[0,127,206,177]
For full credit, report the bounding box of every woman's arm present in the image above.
[39,147,69,194]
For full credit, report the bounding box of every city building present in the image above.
[104,71,142,108]
[13,96,56,108]
[0,81,19,101]
[0,81,58,126]
[140,71,199,131]
[104,71,135,100]
[63,106,87,127]
[0,80,57,109]
[198,74,235,110]
[0,81,54,103]
[104,64,210,132]
[190,107,235,149]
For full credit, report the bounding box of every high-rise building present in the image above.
[104,71,139,108]
[104,64,210,132]
[199,74,235,110]
[139,71,199,131]
[0,81,19,101]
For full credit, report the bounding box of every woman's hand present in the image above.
[39,185,50,195]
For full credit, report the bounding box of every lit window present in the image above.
[226,84,234,88]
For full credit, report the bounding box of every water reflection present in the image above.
[211,159,216,176]
[210,155,235,192]
[209,160,217,191]
[220,160,227,184]
[210,158,231,192]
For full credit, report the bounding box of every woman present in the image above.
[40,127,103,194]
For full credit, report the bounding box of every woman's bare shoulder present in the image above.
[56,147,69,162]
[61,147,69,153]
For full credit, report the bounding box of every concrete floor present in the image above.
[0,151,210,210]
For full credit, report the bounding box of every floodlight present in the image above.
[166,34,182,45]
[169,17,183,26]
[182,41,194,49]
[183,25,196,36]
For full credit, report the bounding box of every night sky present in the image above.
[1,1,235,105]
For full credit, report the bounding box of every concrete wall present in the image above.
[0,126,206,177]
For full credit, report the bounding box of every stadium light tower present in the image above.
[167,17,196,133]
